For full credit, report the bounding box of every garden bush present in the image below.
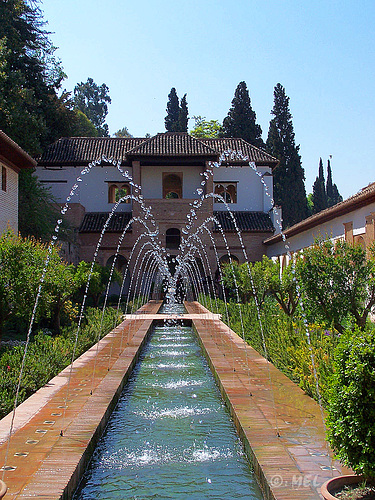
[0,307,121,419]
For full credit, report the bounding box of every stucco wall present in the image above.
[0,164,18,234]
[266,201,375,258]
[213,165,273,212]
[35,165,133,213]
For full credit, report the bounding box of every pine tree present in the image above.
[165,88,188,132]
[221,81,264,148]
[266,83,307,228]
[312,158,328,214]
[326,158,342,207]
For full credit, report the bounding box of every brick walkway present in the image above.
[0,301,349,499]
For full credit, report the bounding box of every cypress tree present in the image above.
[312,158,328,214]
[178,94,189,132]
[165,88,188,132]
[221,81,264,148]
[266,83,307,228]
[326,158,342,207]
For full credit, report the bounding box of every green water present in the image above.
[73,319,263,499]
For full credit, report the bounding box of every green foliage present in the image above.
[221,256,299,315]
[0,231,116,339]
[297,240,375,333]
[266,83,307,228]
[0,0,75,155]
[221,81,264,148]
[190,116,223,138]
[71,109,98,137]
[18,168,62,241]
[0,307,121,418]
[312,158,328,214]
[73,77,111,137]
[165,88,189,132]
[326,326,375,478]
[113,126,133,138]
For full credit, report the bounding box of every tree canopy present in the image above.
[190,116,223,138]
[221,81,264,148]
[266,83,307,228]
[165,88,189,132]
[73,77,111,137]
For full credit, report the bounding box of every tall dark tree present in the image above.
[266,83,307,228]
[165,88,188,132]
[326,158,342,207]
[178,94,189,132]
[312,158,327,214]
[74,78,111,137]
[221,81,264,148]
[0,0,74,155]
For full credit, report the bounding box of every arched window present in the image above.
[106,254,128,274]
[163,173,182,199]
[214,182,237,203]
[108,183,131,203]
[166,228,181,249]
[219,254,239,266]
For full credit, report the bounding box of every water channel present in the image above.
[73,305,263,499]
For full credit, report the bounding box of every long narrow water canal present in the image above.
[74,308,263,499]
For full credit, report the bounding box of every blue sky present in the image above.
[42,0,375,199]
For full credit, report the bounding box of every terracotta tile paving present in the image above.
[0,300,350,499]
[184,301,350,500]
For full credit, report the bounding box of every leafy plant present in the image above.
[326,326,375,478]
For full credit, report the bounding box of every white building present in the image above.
[0,130,36,235]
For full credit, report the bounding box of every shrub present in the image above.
[326,326,375,478]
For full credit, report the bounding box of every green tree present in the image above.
[74,77,111,137]
[221,81,264,148]
[71,109,98,137]
[0,0,72,155]
[165,88,189,132]
[266,83,307,228]
[297,239,375,334]
[312,158,327,214]
[190,116,223,138]
[178,94,189,132]
[0,231,59,339]
[113,126,133,138]
[18,169,62,241]
[326,158,342,207]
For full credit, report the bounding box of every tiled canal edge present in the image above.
[0,301,162,499]
[185,301,350,500]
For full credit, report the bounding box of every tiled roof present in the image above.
[79,212,132,233]
[264,182,375,245]
[0,129,37,170]
[38,134,278,167]
[213,211,275,233]
[38,137,144,165]
[126,133,218,157]
[201,138,278,165]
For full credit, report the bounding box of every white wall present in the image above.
[0,164,18,234]
[141,164,204,199]
[266,201,375,257]
[35,165,133,212]
[213,165,273,211]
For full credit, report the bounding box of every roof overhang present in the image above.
[0,130,36,172]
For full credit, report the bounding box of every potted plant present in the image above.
[321,327,375,499]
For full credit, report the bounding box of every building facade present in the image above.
[0,130,36,235]
[265,182,375,266]
[36,133,279,287]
